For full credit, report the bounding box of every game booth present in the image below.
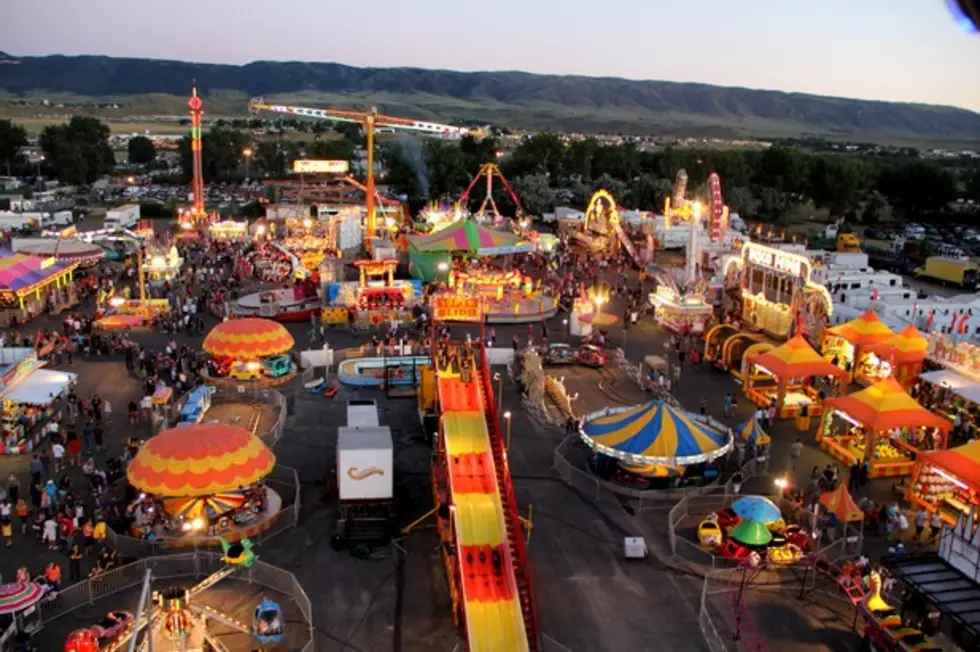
[908,440,980,526]
[648,283,714,335]
[446,264,558,324]
[822,309,895,384]
[202,318,296,387]
[817,377,952,479]
[0,349,76,455]
[125,423,281,545]
[864,325,929,389]
[208,219,249,240]
[0,251,78,325]
[742,334,848,420]
[579,400,732,490]
[325,258,421,328]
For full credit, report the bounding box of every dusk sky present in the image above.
[3,0,980,112]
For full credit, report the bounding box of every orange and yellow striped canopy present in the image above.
[867,324,928,364]
[921,440,980,489]
[202,318,294,360]
[127,423,276,497]
[825,377,951,433]
[819,485,863,522]
[749,335,848,380]
[826,309,894,348]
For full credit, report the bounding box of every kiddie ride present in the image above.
[541,343,607,369]
[697,506,811,565]
[861,571,942,651]
[212,355,294,382]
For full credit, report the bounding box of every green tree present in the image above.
[423,139,467,199]
[504,132,565,180]
[809,156,872,215]
[875,160,957,218]
[177,128,250,182]
[255,140,300,178]
[127,136,156,165]
[627,174,671,211]
[39,116,114,184]
[459,135,500,175]
[0,119,27,177]
[307,137,355,164]
[757,146,811,195]
[965,166,980,204]
[591,173,627,202]
[726,186,758,217]
[861,191,889,225]
[564,138,600,180]
[379,143,422,199]
[510,174,555,215]
[758,187,790,220]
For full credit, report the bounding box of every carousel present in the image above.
[126,423,281,545]
[822,309,894,384]
[202,318,296,387]
[579,400,732,489]
[817,377,952,479]
[743,334,849,420]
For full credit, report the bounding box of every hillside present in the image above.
[2,51,980,143]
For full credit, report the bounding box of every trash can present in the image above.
[795,414,811,431]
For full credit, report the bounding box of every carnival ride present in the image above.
[250,98,485,252]
[663,170,729,242]
[337,355,429,387]
[541,343,607,368]
[569,190,644,268]
[515,348,578,427]
[202,318,298,385]
[459,163,524,224]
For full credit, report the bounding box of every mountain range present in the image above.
[2,51,980,143]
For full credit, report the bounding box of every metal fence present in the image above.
[172,385,288,447]
[104,464,302,557]
[34,551,314,651]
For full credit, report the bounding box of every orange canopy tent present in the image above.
[819,484,864,522]
[865,325,929,387]
[907,440,980,524]
[824,309,894,383]
[743,335,849,419]
[819,377,951,478]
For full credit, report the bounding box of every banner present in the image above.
[432,296,483,322]
[292,159,349,174]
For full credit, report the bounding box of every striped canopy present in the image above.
[736,416,771,446]
[920,440,980,489]
[127,423,275,497]
[827,309,894,347]
[203,318,294,359]
[749,335,848,380]
[0,581,44,615]
[0,250,75,292]
[825,377,951,433]
[408,219,531,255]
[580,401,732,466]
[819,485,863,522]
[867,324,929,364]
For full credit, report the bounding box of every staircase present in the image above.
[479,348,540,651]
[728,563,768,652]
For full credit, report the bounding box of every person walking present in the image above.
[915,510,927,541]
[790,438,803,472]
[69,542,83,582]
[6,473,19,505]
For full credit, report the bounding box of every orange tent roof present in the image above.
[867,324,929,364]
[819,485,863,522]
[826,309,894,348]
[202,318,294,359]
[824,377,951,432]
[748,335,848,380]
[920,440,980,490]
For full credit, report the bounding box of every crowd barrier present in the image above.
[33,551,314,651]
[172,384,287,447]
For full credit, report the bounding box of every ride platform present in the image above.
[156,489,283,549]
[232,289,320,323]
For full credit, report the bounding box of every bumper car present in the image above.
[542,344,576,366]
[253,598,284,644]
[229,361,263,381]
[783,525,812,551]
[766,517,787,534]
[576,344,607,368]
[713,507,741,534]
[262,354,293,378]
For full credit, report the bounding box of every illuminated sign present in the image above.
[432,296,483,322]
[292,159,349,174]
[39,257,57,270]
[743,243,809,279]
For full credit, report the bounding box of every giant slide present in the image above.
[438,372,531,652]
[612,221,644,268]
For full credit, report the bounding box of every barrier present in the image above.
[173,384,287,447]
[35,551,315,651]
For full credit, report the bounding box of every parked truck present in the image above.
[914,257,979,290]
[104,203,141,230]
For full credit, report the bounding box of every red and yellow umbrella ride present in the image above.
[127,423,277,540]
[822,309,894,384]
[817,377,951,479]
[865,324,929,388]
[202,318,295,383]
[743,335,849,420]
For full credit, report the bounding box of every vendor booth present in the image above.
[916,369,980,439]
[743,335,848,420]
[817,377,952,479]
[0,251,78,325]
[908,440,980,525]
[407,219,532,283]
[0,348,76,454]
[865,324,929,388]
[208,219,248,240]
[822,309,894,384]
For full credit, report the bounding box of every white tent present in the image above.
[3,369,77,406]
[919,369,980,405]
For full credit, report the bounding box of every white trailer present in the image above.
[337,426,393,501]
[104,203,141,230]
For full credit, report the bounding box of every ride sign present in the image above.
[432,296,483,322]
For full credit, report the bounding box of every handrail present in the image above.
[480,345,540,647]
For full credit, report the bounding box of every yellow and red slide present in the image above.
[439,374,530,652]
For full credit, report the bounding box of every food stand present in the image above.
[648,284,714,334]
[908,440,980,525]
[743,334,848,419]
[864,324,928,388]
[822,309,894,384]
[817,377,952,479]
[0,349,76,454]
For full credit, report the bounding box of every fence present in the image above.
[35,551,315,651]
[104,463,302,558]
[172,385,288,447]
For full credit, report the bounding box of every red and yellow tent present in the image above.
[908,440,980,524]
[819,484,863,522]
[824,377,951,434]
[203,318,294,360]
[866,325,929,387]
[743,335,849,418]
[826,309,894,349]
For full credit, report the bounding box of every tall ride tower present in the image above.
[188,87,206,220]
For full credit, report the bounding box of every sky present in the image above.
[2,0,980,112]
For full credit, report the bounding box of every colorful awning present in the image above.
[0,581,44,615]
[203,318,294,359]
[827,309,894,348]
[824,377,951,432]
[0,250,75,293]
[819,485,863,522]
[867,324,929,364]
[920,440,980,489]
[408,219,531,255]
[580,401,732,466]
[736,416,771,446]
[748,335,848,380]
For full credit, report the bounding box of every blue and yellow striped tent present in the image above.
[580,401,732,466]
[736,416,772,446]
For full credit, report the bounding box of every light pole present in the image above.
[242,147,253,181]
[562,318,568,342]
[35,155,44,179]
[493,372,503,415]
[504,411,512,450]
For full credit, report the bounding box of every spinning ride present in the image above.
[458,163,524,225]
[203,318,296,385]
[126,423,280,544]
[649,200,714,334]
[569,190,643,267]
